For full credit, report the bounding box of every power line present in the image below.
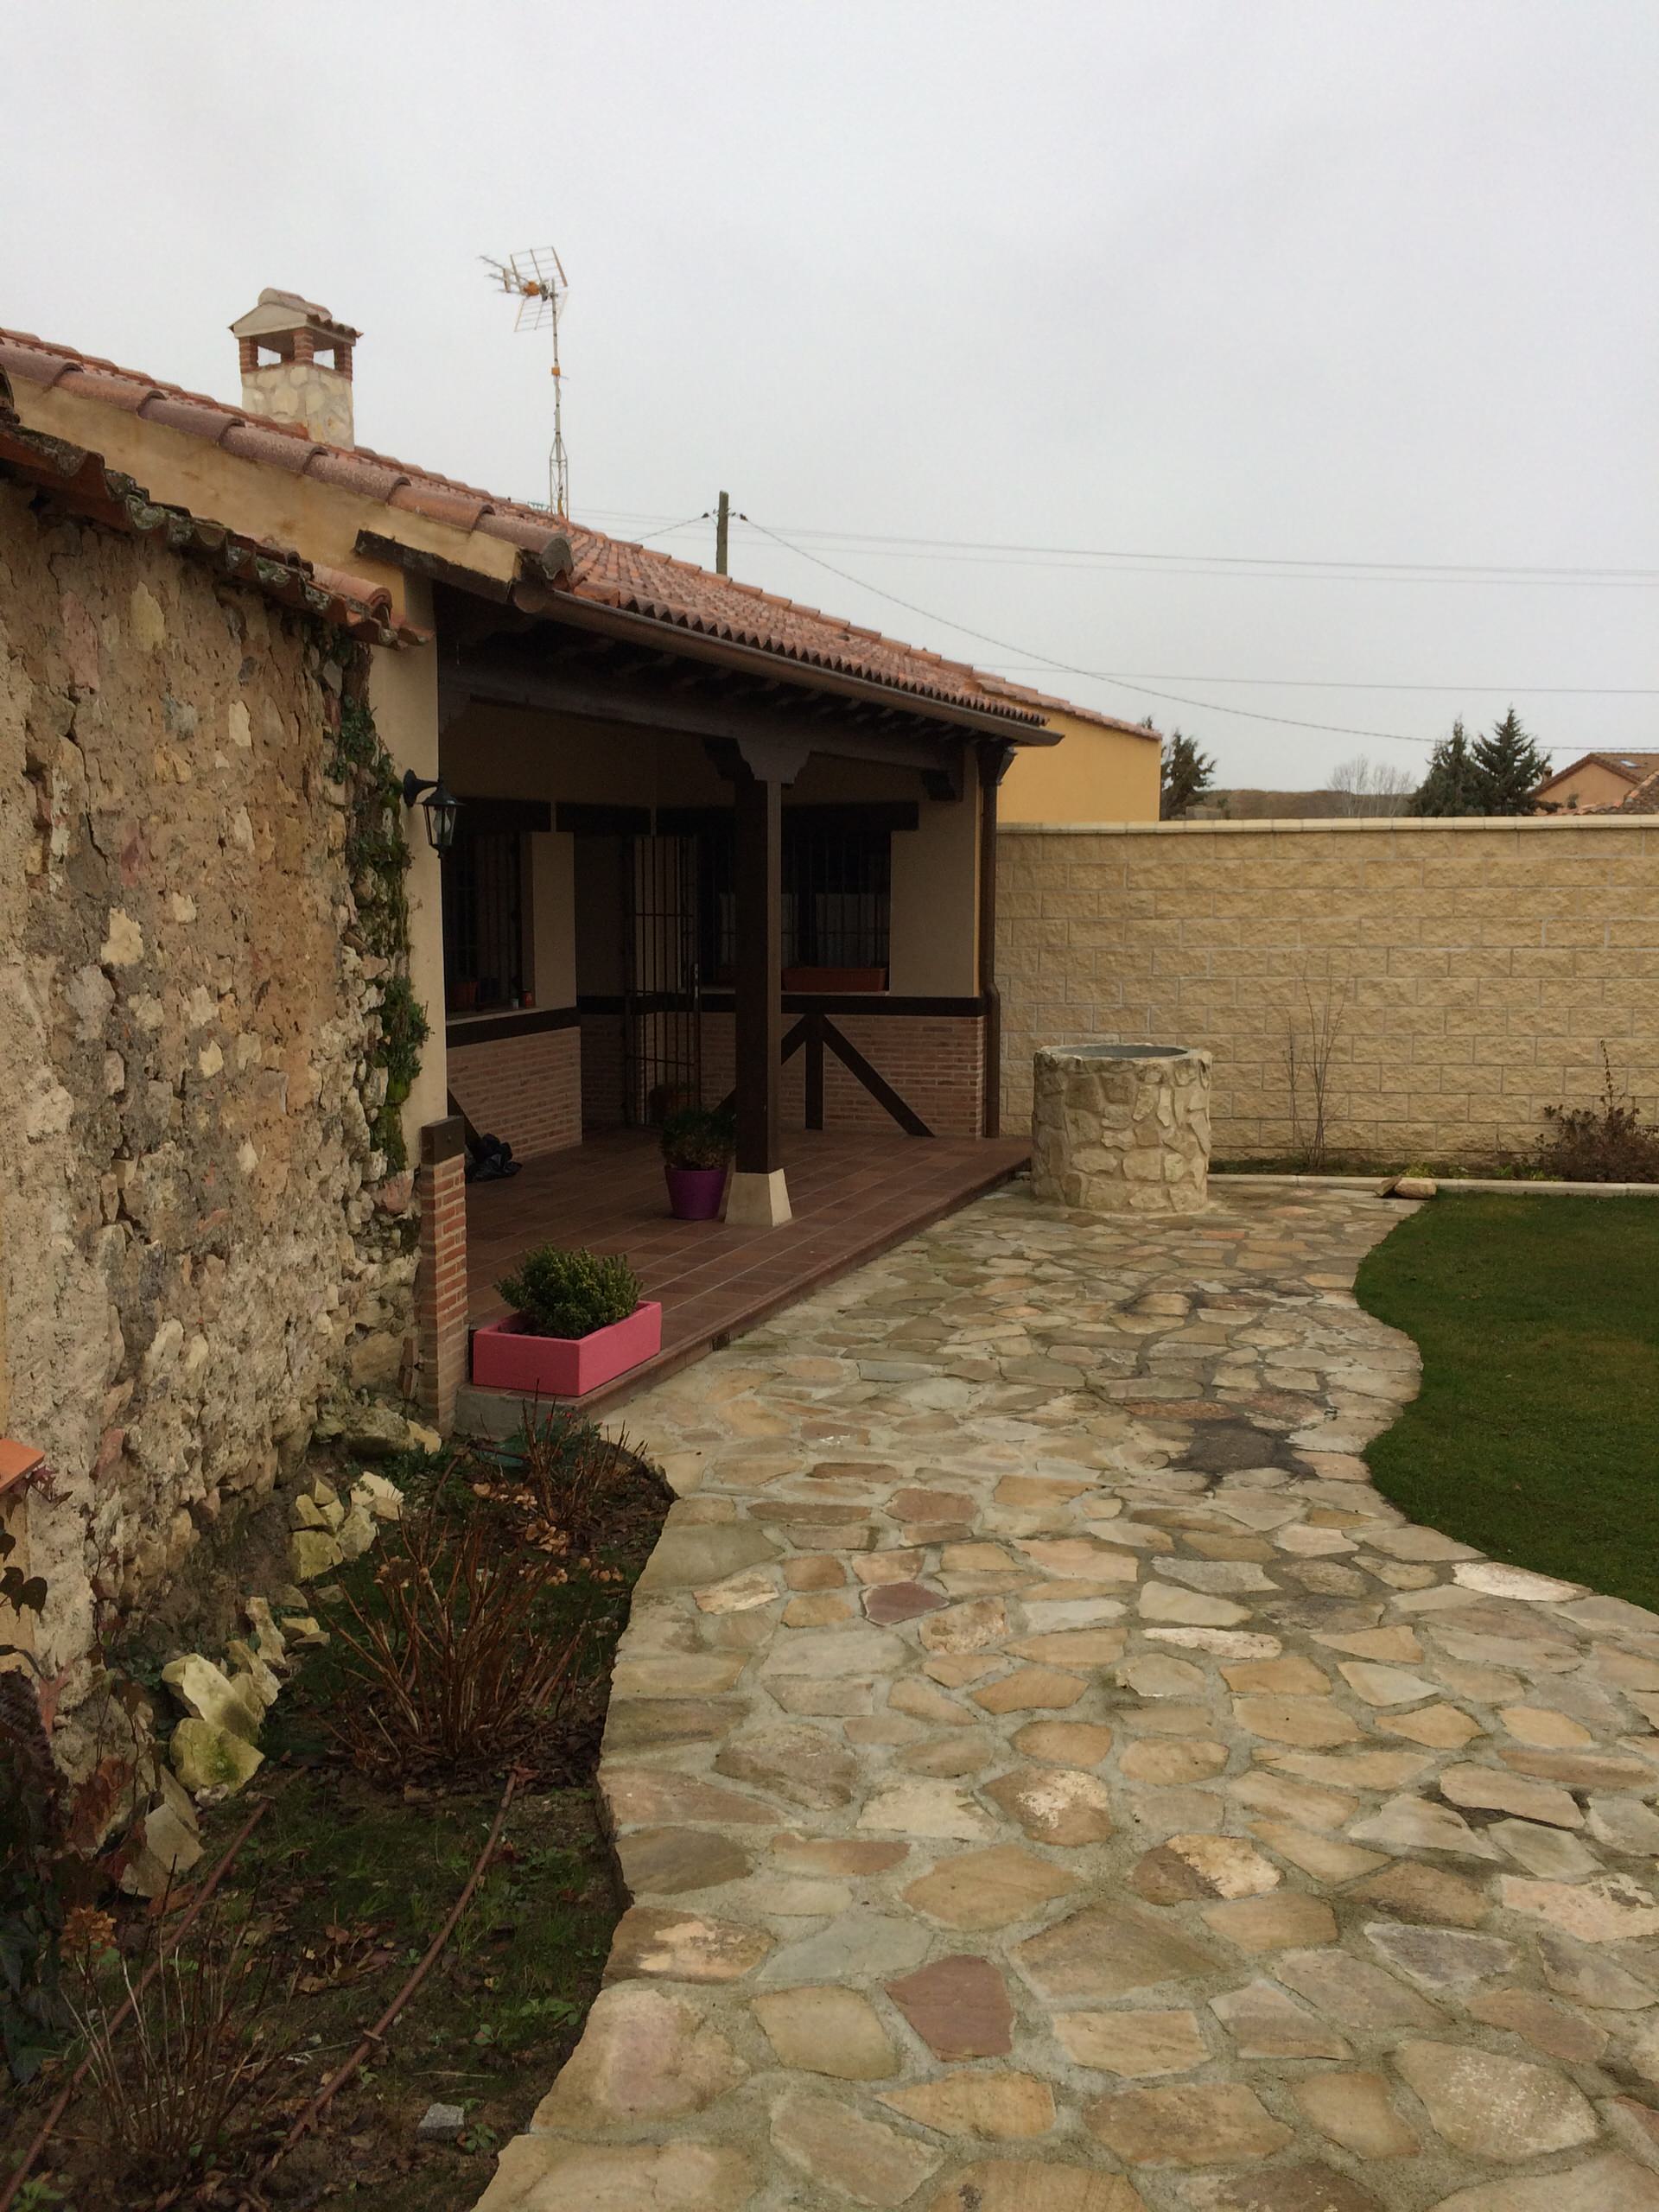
[738,518,1445,747]
[577,508,1659,586]
[979,664,1659,697]
[623,511,711,545]
[583,512,1655,710]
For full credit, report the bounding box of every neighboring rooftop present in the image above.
[1534,748,1659,804]
[0,314,1152,740]
[1600,765,1659,815]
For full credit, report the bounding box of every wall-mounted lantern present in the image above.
[401,771,461,854]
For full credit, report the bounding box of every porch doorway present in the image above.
[622,831,703,1126]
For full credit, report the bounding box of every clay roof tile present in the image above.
[54,366,156,414]
[0,335,73,389]
[219,420,324,475]
[139,392,240,442]
[473,511,573,564]
[387,480,489,531]
[303,448,407,499]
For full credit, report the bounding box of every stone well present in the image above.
[1031,1042,1212,1214]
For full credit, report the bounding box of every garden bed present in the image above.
[1212,1154,1611,1181]
[1356,1193,1659,1613]
[3,1417,671,2212]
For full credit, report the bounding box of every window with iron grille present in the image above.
[696,816,893,985]
[442,830,528,1013]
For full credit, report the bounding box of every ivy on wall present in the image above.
[327,662,429,1173]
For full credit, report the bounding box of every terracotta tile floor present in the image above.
[458,1127,1031,1423]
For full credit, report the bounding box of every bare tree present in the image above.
[1329,753,1416,817]
[1283,976,1351,1172]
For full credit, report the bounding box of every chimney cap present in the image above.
[229,288,360,346]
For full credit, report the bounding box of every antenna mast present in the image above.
[482,246,570,517]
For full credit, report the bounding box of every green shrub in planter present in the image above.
[496,1247,643,1341]
[660,1105,736,1173]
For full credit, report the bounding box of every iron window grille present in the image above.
[442,829,527,1014]
[698,817,892,984]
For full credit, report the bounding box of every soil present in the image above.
[3,1424,671,2212]
[1211,1154,1543,1180]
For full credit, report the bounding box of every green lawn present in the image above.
[1355,1195,1659,1615]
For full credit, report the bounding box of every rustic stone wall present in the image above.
[999,817,1659,1164]
[0,481,416,1685]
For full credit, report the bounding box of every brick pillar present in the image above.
[416,1116,468,1433]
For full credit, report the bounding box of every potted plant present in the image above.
[472,1247,662,1398]
[661,1105,735,1221]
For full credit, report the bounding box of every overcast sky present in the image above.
[6,2,1656,785]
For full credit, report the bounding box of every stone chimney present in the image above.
[229,289,359,445]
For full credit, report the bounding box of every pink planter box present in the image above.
[471,1301,663,1399]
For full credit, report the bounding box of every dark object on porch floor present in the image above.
[461,1127,1031,1426]
[466,1129,520,1183]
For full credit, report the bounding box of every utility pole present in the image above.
[715,490,730,575]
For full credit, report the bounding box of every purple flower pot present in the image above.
[665,1164,728,1220]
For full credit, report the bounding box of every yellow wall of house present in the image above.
[1000,712,1161,825]
[10,382,520,615]
[531,834,578,1008]
[892,785,980,995]
[366,582,446,1143]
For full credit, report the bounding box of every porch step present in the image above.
[453,1147,1030,1437]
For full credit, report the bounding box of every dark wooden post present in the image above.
[978,742,1013,1139]
[734,766,782,1174]
[726,759,793,1224]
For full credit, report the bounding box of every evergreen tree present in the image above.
[1472,706,1551,815]
[1160,728,1217,819]
[1411,720,1484,816]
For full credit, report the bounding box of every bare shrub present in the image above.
[326,1503,585,1778]
[1536,1048,1659,1182]
[512,1400,629,1556]
[62,1899,289,2190]
[1283,976,1351,1173]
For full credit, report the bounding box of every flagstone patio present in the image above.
[474,1183,1659,2212]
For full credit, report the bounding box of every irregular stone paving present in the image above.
[474,1185,1659,2212]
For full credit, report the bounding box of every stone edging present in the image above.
[1000,816,1655,837]
[1214,1173,1659,1198]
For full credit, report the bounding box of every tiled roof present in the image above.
[0,323,1136,733]
[1606,766,1659,815]
[0,381,423,648]
[0,326,573,572]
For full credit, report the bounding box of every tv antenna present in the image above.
[482,246,569,517]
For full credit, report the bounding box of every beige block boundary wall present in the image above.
[998,816,1659,1165]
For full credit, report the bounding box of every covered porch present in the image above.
[455,1125,1030,1426]
[387,533,1055,1427]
